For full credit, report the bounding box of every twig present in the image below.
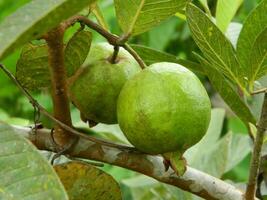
[251,88,267,95]
[246,93,267,199]
[16,126,250,200]
[63,15,146,69]
[0,64,133,150]
[109,45,120,64]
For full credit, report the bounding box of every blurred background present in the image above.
[0,0,265,199]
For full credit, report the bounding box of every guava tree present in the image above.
[0,0,266,200]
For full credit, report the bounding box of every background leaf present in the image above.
[237,0,267,84]
[131,44,204,73]
[54,161,122,200]
[186,3,244,88]
[0,0,96,60]
[216,0,243,32]
[114,0,188,36]
[195,53,255,124]
[65,30,92,77]
[16,43,50,91]
[0,123,68,199]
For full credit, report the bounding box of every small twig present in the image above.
[251,88,267,95]
[122,44,146,69]
[63,15,146,69]
[246,93,267,199]
[0,64,133,150]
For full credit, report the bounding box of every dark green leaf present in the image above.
[54,161,122,200]
[237,0,267,82]
[186,4,244,88]
[0,123,67,199]
[16,43,50,91]
[65,30,92,77]
[131,44,204,74]
[0,0,97,60]
[114,0,188,36]
[247,28,267,86]
[195,53,256,124]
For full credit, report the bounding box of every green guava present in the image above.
[117,62,211,154]
[68,43,141,124]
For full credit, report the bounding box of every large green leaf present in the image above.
[54,162,122,200]
[16,43,50,91]
[0,0,96,60]
[237,0,267,82]
[0,123,68,199]
[65,30,92,77]
[195,53,256,124]
[248,28,267,86]
[131,44,204,74]
[197,0,211,16]
[216,0,243,32]
[114,0,188,36]
[186,4,244,88]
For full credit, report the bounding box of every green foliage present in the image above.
[0,0,97,60]
[0,123,68,199]
[54,162,122,200]
[237,0,267,86]
[65,30,92,77]
[114,0,188,36]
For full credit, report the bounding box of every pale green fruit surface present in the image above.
[117,62,211,154]
[69,43,141,124]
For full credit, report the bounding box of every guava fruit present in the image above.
[68,43,141,124]
[117,62,211,154]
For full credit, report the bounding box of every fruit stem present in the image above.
[246,92,267,199]
[109,45,120,64]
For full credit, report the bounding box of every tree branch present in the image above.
[15,126,250,200]
[246,93,267,199]
[63,15,146,69]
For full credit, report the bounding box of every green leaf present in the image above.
[16,43,50,91]
[65,30,92,77]
[195,53,256,124]
[91,3,109,31]
[197,0,211,16]
[54,161,122,200]
[216,0,243,32]
[186,4,244,88]
[0,0,97,60]
[114,0,188,36]
[0,123,68,199]
[237,0,267,81]
[248,28,267,86]
[131,44,204,74]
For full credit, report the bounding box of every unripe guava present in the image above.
[68,43,141,124]
[117,62,211,154]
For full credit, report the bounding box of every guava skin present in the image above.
[68,43,141,124]
[117,62,211,154]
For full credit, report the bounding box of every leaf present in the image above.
[0,123,68,199]
[225,134,251,172]
[195,53,256,124]
[186,4,244,88]
[91,3,109,31]
[248,28,267,85]
[16,43,50,91]
[114,0,188,36]
[131,44,204,74]
[170,151,187,176]
[225,22,243,48]
[216,0,243,32]
[54,161,122,200]
[237,0,267,80]
[0,0,97,60]
[65,30,92,77]
[197,0,211,16]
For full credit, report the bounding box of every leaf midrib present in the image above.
[127,0,145,35]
